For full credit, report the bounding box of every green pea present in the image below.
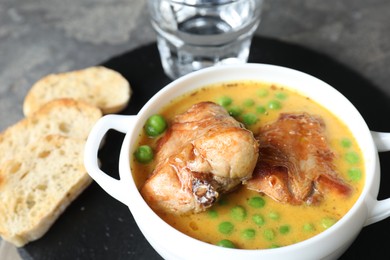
[217,239,236,248]
[228,106,243,117]
[219,221,234,234]
[134,145,154,164]
[231,206,247,221]
[303,223,315,232]
[208,209,218,219]
[341,138,352,148]
[275,92,287,100]
[267,100,282,110]
[256,105,267,114]
[144,114,167,137]
[252,214,265,226]
[345,151,360,164]
[242,113,258,126]
[243,99,255,107]
[257,89,269,97]
[248,196,265,208]
[268,211,280,220]
[217,96,233,107]
[279,225,290,234]
[242,228,256,239]
[348,168,362,181]
[321,217,337,229]
[263,229,275,241]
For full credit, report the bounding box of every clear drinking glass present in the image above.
[147,0,263,79]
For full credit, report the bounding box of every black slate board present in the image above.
[19,36,390,260]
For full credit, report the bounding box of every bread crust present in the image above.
[0,98,102,167]
[23,66,131,116]
[0,135,92,247]
[0,66,127,247]
[0,98,102,246]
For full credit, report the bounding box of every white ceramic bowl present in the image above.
[84,64,390,260]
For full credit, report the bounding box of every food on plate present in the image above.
[245,113,351,205]
[0,135,91,247]
[0,98,101,246]
[0,65,130,246]
[0,98,102,167]
[23,66,131,116]
[141,102,259,214]
[144,114,167,137]
[132,81,364,249]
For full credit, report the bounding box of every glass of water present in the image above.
[147,0,263,79]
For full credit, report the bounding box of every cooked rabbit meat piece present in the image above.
[246,113,352,205]
[141,102,259,214]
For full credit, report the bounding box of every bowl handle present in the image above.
[365,131,390,226]
[84,114,136,205]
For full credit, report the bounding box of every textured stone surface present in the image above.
[0,0,151,129]
[1,0,390,259]
[260,0,390,94]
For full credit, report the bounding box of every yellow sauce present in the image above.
[131,81,364,249]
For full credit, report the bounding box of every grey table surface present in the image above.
[1,0,390,259]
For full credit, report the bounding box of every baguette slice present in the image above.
[0,135,92,247]
[23,66,131,116]
[0,98,102,167]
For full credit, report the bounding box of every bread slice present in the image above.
[0,135,92,247]
[23,66,131,116]
[0,98,102,167]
